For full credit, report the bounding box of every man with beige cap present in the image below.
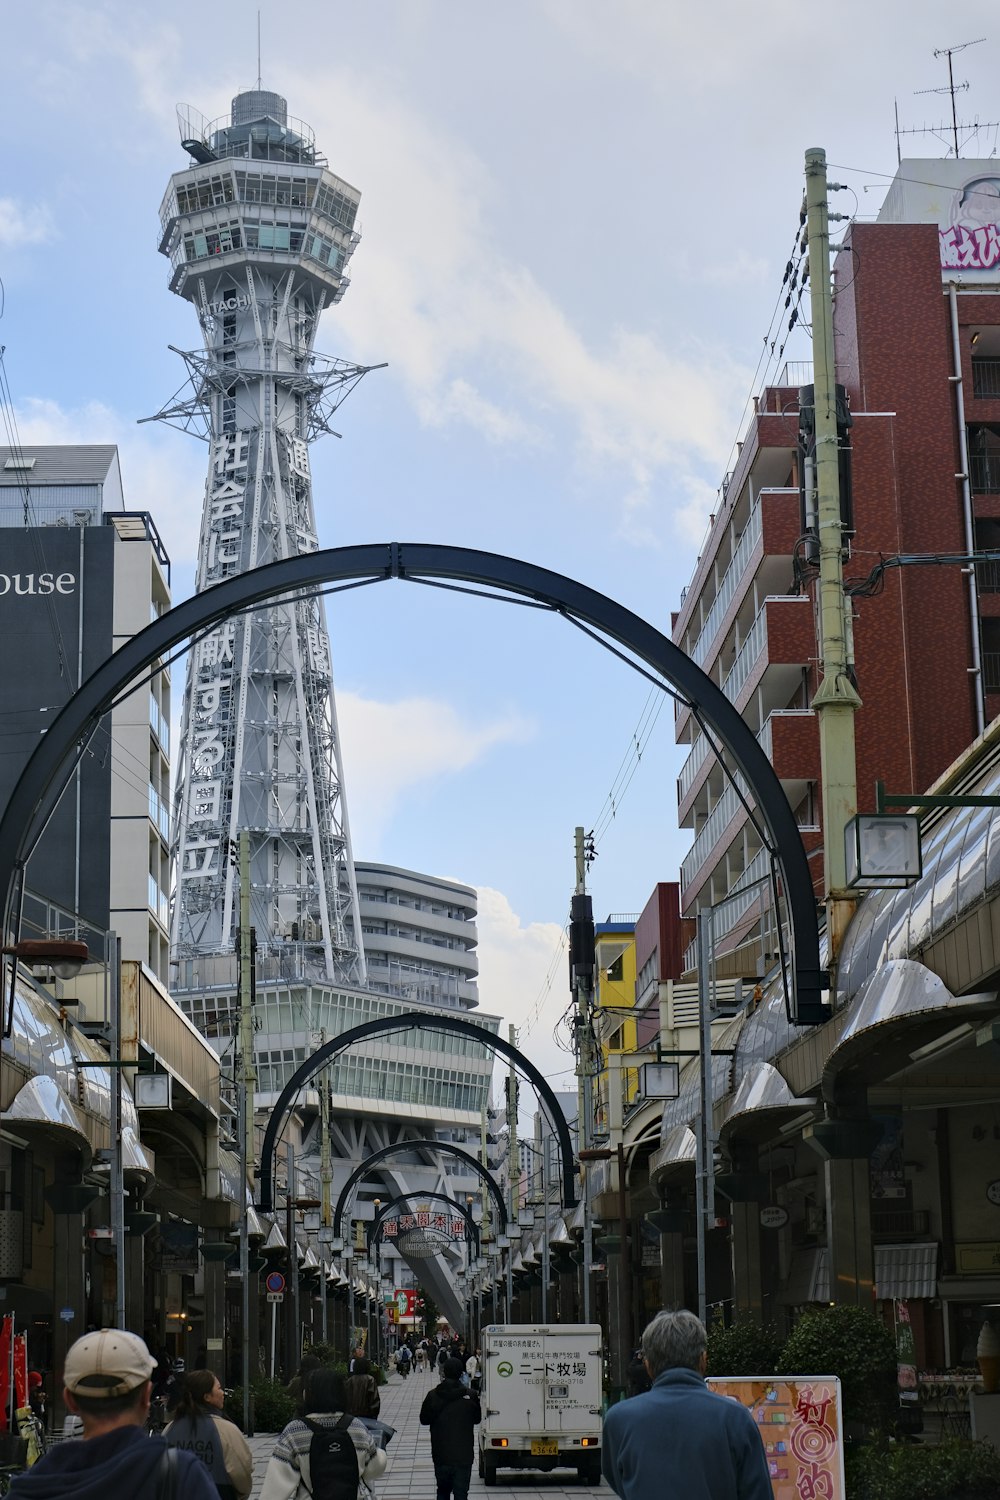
[9,1328,218,1498]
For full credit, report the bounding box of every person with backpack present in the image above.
[396,1344,411,1379]
[419,1357,481,1500]
[163,1370,253,1499]
[259,1367,386,1500]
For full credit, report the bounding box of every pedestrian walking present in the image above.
[164,1370,253,1499]
[343,1357,380,1420]
[8,1328,218,1499]
[601,1310,771,1500]
[259,1367,386,1500]
[419,1356,481,1500]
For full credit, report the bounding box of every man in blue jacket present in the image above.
[602,1310,772,1500]
[10,1328,218,1499]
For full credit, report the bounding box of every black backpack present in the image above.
[305,1413,361,1500]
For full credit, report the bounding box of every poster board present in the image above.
[706,1376,845,1500]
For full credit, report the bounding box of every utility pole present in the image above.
[805,147,861,966]
[238,833,253,1429]
[506,1024,518,1320]
[570,827,596,1322]
[109,935,125,1330]
[320,1034,331,1344]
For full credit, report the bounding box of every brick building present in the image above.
[672,159,1000,973]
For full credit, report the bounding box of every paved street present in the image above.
[247,1368,609,1500]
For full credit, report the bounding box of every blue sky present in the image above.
[2,0,998,1089]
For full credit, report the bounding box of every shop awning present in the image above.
[6,1076,94,1165]
[781,1242,939,1304]
[649,1125,697,1187]
[721,1061,816,1142]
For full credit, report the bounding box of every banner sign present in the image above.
[383,1213,466,1239]
[706,1376,845,1499]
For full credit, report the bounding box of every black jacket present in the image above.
[419,1379,481,1466]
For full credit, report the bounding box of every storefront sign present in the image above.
[706,1376,845,1500]
[760,1206,789,1230]
[956,1241,1000,1273]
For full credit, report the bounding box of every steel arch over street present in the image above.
[368,1191,480,1251]
[329,1136,508,1239]
[0,540,824,1026]
[258,1013,575,1212]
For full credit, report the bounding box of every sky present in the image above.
[2,0,999,1099]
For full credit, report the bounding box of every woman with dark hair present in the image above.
[343,1357,380,1419]
[164,1370,253,1500]
[260,1367,386,1500]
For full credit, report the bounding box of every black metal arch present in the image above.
[330,1137,506,1240]
[368,1191,479,1251]
[259,1012,574,1212]
[0,541,822,1026]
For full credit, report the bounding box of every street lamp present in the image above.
[2,938,89,979]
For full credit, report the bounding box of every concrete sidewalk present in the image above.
[247,1367,609,1499]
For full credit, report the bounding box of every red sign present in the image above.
[394,1288,417,1319]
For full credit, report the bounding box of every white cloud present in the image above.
[473,886,574,1105]
[337,690,533,848]
[0,197,54,248]
[294,71,752,544]
[11,398,205,571]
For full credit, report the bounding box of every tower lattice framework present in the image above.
[154,89,373,985]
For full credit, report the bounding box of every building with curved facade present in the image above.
[356,862,479,1011]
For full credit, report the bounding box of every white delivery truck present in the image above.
[478,1324,603,1486]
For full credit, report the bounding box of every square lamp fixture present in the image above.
[845,813,922,889]
[134,1072,172,1109]
[641,1062,680,1099]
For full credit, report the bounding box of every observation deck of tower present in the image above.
[154,88,376,987]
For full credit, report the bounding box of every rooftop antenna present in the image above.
[256,9,262,90]
[896,39,997,160]
[913,38,985,156]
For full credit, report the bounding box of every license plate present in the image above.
[531,1440,558,1456]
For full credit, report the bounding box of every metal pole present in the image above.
[286,1145,298,1377]
[238,834,252,1432]
[948,281,985,736]
[109,934,125,1329]
[805,145,861,964]
[507,1024,518,1320]
[270,1300,277,1379]
[695,913,712,1328]
[541,1140,550,1324]
[573,827,596,1324]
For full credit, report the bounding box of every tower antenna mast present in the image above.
[256,11,262,90]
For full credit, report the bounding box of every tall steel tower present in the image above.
[153,89,374,985]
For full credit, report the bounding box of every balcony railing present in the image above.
[681,779,749,890]
[972,359,1000,398]
[721,605,768,703]
[984,652,1000,693]
[977,559,1000,593]
[148,785,170,842]
[678,732,711,803]
[969,453,1000,493]
[682,847,771,970]
[149,695,170,754]
[689,503,763,668]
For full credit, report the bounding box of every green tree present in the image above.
[778,1305,897,1433]
[417,1285,440,1338]
[706,1320,781,1378]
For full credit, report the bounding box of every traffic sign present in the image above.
[267,1292,284,1303]
[265,1270,286,1294]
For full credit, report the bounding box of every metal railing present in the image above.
[148,785,170,841]
[681,780,749,890]
[972,359,1000,398]
[721,606,768,702]
[678,731,711,802]
[977,559,1000,593]
[969,453,1000,493]
[682,847,771,970]
[689,503,762,667]
[984,652,1000,692]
